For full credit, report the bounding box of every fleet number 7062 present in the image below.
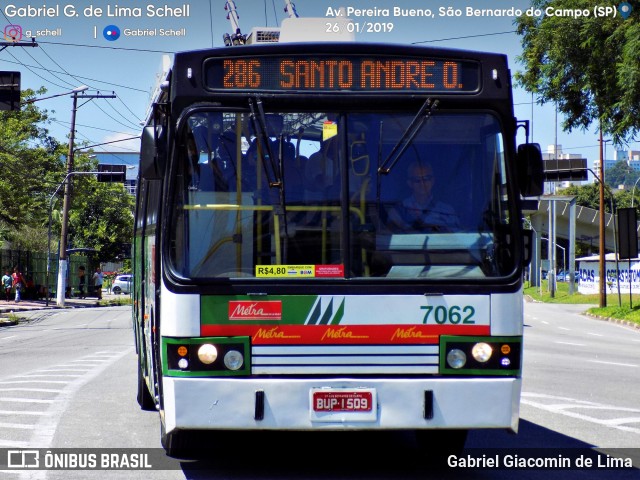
[420,305,476,324]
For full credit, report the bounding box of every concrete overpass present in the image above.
[526,195,639,286]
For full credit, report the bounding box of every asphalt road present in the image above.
[0,303,638,479]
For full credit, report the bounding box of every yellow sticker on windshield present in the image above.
[323,121,337,141]
[255,265,344,278]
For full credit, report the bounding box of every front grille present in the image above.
[251,345,439,374]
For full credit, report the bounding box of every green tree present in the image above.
[604,160,635,189]
[558,183,616,212]
[0,88,66,251]
[68,174,134,263]
[0,88,135,260]
[515,0,640,143]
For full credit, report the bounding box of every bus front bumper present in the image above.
[162,376,520,434]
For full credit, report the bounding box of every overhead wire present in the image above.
[54,119,138,136]
[101,96,143,127]
[3,42,146,134]
[36,44,144,128]
[0,57,149,92]
[3,49,69,90]
[18,46,77,89]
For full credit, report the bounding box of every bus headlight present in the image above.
[471,342,493,363]
[446,349,467,369]
[197,344,218,364]
[224,350,244,370]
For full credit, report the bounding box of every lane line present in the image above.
[0,422,37,430]
[0,398,54,404]
[588,359,637,368]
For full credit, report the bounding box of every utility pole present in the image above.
[56,89,116,306]
[0,37,38,52]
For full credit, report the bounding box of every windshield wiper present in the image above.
[248,97,282,188]
[248,98,290,245]
[377,98,439,175]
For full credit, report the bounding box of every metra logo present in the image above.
[229,301,282,320]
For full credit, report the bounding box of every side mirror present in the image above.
[140,126,166,180]
[517,143,544,197]
[522,229,533,266]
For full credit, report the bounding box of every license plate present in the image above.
[310,388,377,423]
[313,391,373,412]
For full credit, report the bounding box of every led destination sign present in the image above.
[205,55,480,93]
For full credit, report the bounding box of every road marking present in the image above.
[0,422,36,430]
[0,347,133,468]
[0,439,30,447]
[588,359,637,368]
[0,388,63,393]
[601,417,640,426]
[0,398,54,404]
[554,341,586,346]
[587,332,603,337]
[522,392,640,435]
[558,327,571,331]
[30,348,134,448]
[0,380,69,385]
[0,410,47,416]
[40,369,91,373]
[0,335,16,341]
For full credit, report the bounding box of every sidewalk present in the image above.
[0,291,122,315]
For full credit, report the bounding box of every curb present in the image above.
[584,312,640,330]
[0,300,109,327]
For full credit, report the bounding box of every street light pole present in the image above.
[47,171,102,306]
[631,175,640,208]
[599,128,606,308]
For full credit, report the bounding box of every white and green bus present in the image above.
[133,32,543,457]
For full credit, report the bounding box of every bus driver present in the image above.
[387,160,460,233]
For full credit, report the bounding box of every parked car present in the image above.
[111,274,133,294]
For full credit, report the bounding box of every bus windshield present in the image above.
[168,109,515,281]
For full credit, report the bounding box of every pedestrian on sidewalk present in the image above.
[2,268,12,302]
[11,266,26,303]
[78,265,86,299]
[93,267,103,300]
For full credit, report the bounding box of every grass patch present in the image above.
[524,281,640,327]
[2,312,22,324]
[99,297,132,307]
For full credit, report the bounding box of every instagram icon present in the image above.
[4,24,23,41]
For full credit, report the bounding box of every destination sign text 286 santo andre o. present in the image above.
[205,55,480,93]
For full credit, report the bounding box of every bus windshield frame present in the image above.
[165,106,519,284]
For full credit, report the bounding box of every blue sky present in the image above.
[0,0,635,168]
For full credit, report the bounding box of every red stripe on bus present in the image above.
[199,324,490,344]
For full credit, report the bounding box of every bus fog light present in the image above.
[446,349,466,369]
[197,344,218,364]
[223,350,244,370]
[472,342,493,363]
[177,358,189,369]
